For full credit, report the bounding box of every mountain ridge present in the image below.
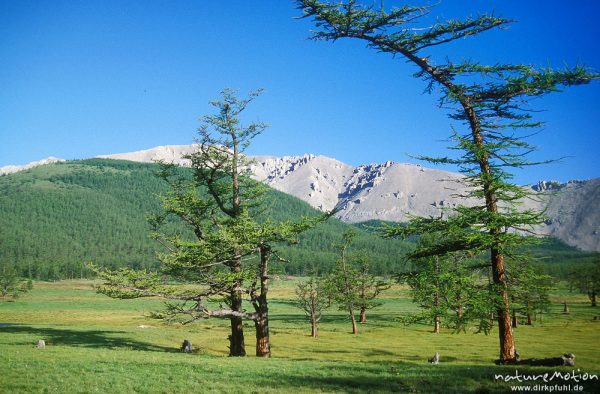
[3,144,598,251]
[96,145,600,252]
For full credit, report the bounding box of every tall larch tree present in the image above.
[96,89,324,357]
[297,0,598,362]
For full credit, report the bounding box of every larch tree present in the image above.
[296,275,329,337]
[325,230,388,334]
[325,230,361,334]
[353,252,390,323]
[0,263,31,300]
[182,88,266,356]
[297,0,598,362]
[398,246,490,334]
[510,263,553,326]
[96,89,324,357]
[568,258,600,307]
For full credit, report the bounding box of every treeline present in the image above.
[0,159,413,280]
[0,159,594,281]
[526,238,599,278]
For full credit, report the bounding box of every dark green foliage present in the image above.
[0,160,166,279]
[0,160,412,280]
[568,257,600,307]
[0,159,591,281]
[527,238,599,278]
[324,230,389,334]
[509,263,553,324]
[297,0,598,362]
[0,263,31,299]
[398,250,492,334]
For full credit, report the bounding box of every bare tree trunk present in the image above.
[456,305,463,319]
[512,309,518,328]
[254,244,271,357]
[254,316,269,357]
[359,306,367,323]
[229,301,246,356]
[311,315,318,338]
[591,291,597,307]
[350,309,358,335]
[229,256,246,357]
[433,258,441,334]
[526,311,532,326]
[563,301,569,314]
[492,249,516,362]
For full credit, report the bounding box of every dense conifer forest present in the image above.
[0,159,594,280]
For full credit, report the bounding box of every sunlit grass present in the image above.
[1,279,599,393]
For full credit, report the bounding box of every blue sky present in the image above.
[1,0,599,184]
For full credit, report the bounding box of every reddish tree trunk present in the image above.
[492,249,516,362]
[465,93,516,363]
[255,316,270,357]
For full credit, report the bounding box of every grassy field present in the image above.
[1,280,599,393]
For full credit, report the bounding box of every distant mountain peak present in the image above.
[0,156,65,176]
[2,145,598,251]
[97,144,198,167]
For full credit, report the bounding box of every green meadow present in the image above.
[1,280,599,393]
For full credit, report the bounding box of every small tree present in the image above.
[326,230,360,334]
[0,264,30,300]
[296,276,329,337]
[353,252,390,323]
[510,263,553,325]
[398,233,492,333]
[325,230,388,334]
[569,259,600,307]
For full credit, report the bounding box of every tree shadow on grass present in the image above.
[270,313,306,323]
[0,324,176,352]
[261,361,600,393]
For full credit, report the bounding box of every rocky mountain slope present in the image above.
[4,145,598,251]
[97,145,598,252]
[100,145,474,221]
[541,179,600,252]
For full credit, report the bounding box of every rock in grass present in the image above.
[181,340,192,353]
[36,340,45,349]
[429,352,440,364]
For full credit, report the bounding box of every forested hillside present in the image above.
[0,159,414,279]
[0,159,595,280]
